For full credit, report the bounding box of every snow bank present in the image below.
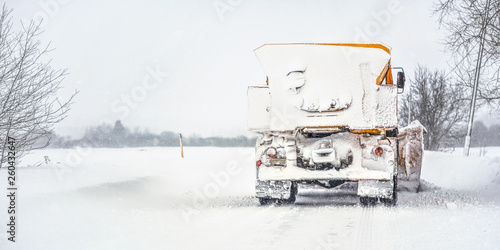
[421,148,500,203]
[14,147,256,197]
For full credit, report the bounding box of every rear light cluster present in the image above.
[374,146,384,156]
[266,147,277,158]
[257,147,286,167]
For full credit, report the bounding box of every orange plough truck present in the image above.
[247,43,425,205]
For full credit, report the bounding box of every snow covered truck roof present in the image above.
[248,43,398,132]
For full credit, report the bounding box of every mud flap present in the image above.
[357,180,394,199]
[256,180,294,199]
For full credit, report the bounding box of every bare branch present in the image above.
[434,0,500,106]
[0,4,77,166]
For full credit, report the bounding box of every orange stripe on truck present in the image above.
[376,61,394,85]
[254,43,391,54]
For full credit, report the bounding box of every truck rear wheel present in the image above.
[282,181,298,204]
[259,198,273,205]
[360,196,377,206]
[381,176,398,206]
[381,190,397,206]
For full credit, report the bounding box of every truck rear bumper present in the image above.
[257,164,392,181]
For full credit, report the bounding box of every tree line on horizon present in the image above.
[44,120,257,148]
[453,121,500,148]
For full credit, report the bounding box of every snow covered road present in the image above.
[1,147,499,249]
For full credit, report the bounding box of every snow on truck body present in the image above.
[248,43,407,205]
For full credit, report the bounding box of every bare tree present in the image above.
[490,124,500,146]
[435,0,500,106]
[435,0,500,154]
[0,4,77,166]
[399,66,468,150]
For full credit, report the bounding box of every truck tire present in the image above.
[381,176,398,206]
[281,181,298,204]
[259,198,273,205]
[360,196,377,206]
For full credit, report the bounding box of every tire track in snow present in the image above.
[308,206,359,250]
[219,204,301,249]
[353,206,374,249]
[385,207,407,249]
[257,205,356,250]
[183,203,301,249]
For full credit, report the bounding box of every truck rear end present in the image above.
[248,43,410,205]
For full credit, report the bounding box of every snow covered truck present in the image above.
[247,43,424,206]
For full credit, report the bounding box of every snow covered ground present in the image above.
[1,147,499,249]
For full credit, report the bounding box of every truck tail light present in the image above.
[256,160,262,167]
[266,147,277,158]
[374,147,384,156]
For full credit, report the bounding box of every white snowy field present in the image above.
[0,146,499,249]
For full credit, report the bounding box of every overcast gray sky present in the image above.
[8,0,493,138]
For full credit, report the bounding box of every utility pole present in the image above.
[464,0,490,156]
[408,80,411,126]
